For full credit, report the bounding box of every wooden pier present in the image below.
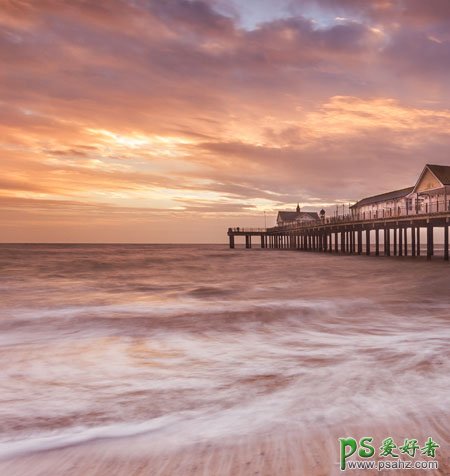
[227,212,450,261]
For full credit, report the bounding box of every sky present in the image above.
[2,0,450,243]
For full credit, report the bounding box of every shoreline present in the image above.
[1,417,449,476]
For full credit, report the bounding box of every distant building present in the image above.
[410,164,450,213]
[350,187,414,219]
[276,204,320,226]
[351,164,450,218]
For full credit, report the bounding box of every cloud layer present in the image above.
[2,0,450,242]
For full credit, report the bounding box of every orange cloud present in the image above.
[2,1,450,241]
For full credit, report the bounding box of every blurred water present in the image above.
[0,244,449,462]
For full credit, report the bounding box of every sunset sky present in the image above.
[2,0,450,242]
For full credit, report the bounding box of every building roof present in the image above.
[425,164,450,185]
[277,211,319,221]
[350,186,414,209]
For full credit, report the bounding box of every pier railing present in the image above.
[227,228,267,233]
[229,202,450,235]
[269,200,450,232]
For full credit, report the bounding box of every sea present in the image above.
[0,244,449,475]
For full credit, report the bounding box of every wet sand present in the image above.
[1,417,449,475]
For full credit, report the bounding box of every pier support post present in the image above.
[427,223,433,260]
[411,226,416,257]
[393,227,397,256]
[366,229,370,256]
[445,223,449,261]
[341,231,345,253]
[335,232,338,253]
[416,227,420,256]
[388,228,392,256]
[229,235,235,249]
[404,227,408,256]
[245,235,251,249]
[358,229,362,255]
[399,226,403,256]
[375,228,380,256]
[385,228,391,256]
[261,235,265,249]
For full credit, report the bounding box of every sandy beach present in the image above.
[1,417,449,475]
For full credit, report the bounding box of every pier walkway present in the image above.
[227,209,450,261]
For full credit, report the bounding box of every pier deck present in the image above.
[227,211,450,260]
